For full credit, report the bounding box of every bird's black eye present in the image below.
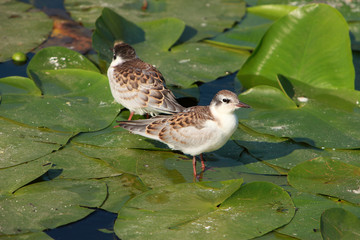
[222,98,230,103]
[113,54,116,60]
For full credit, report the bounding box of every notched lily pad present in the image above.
[42,144,123,180]
[0,69,120,132]
[288,157,360,204]
[0,158,52,195]
[114,180,295,240]
[238,82,360,149]
[0,116,71,168]
[27,46,100,77]
[277,186,360,240]
[0,179,107,235]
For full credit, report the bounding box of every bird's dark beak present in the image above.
[236,102,250,108]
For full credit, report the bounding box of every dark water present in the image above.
[46,209,119,240]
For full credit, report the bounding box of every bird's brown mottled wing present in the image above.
[151,106,215,148]
[118,106,216,152]
[113,59,184,114]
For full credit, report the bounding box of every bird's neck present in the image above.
[209,105,238,133]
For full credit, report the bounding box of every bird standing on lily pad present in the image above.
[107,41,185,120]
[117,90,250,177]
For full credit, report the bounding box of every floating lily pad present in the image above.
[277,187,360,240]
[72,120,165,150]
[238,83,360,149]
[247,5,297,20]
[206,13,273,50]
[0,158,51,195]
[27,46,100,76]
[0,179,107,235]
[66,0,246,42]
[98,174,149,213]
[0,1,52,62]
[42,144,122,180]
[321,208,360,240]
[73,144,143,175]
[288,157,360,204]
[233,123,360,173]
[0,116,71,168]
[114,180,295,240]
[93,9,249,88]
[0,231,53,240]
[237,4,354,90]
[0,69,120,132]
[255,0,360,22]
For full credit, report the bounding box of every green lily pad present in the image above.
[237,83,360,149]
[206,13,273,50]
[255,0,360,22]
[0,70,120,132]
[321,208,360,240]
[114,180,295,240]
[247,5,297,20]
[233,123,360,174]
[0,116,71,168]
[98,174,149,213]
[0,231,53,240]
[136,150,191,188]
[71,120,186,178]
[137,41,249,88]
[277,187,360,240]
[66,0,245,42]
[93,9,250,88]
[0,179,107,235]
[0,76,40,95]
[288,157,360,204]
[27,46,100,77]
[41,144,122,180]
[72,144,142,175]
[72,120,165,150]
[0,1,52,62]
[237,4,354,90]
[0,158,51,195]
[254,231,297,240]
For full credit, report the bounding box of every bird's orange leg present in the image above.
[192,156,197,177]
[128,112,134,121]
[200,153,205,171]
